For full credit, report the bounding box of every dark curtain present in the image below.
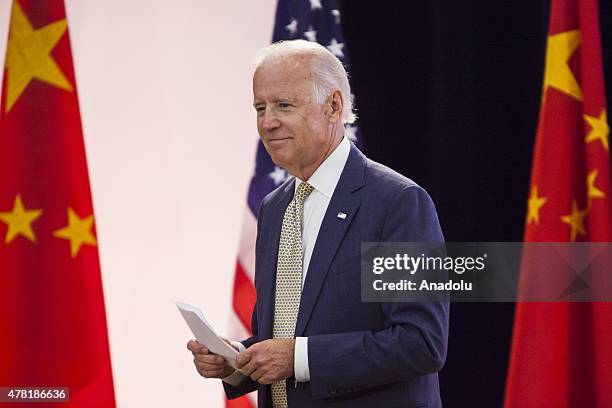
[340,1,612,407]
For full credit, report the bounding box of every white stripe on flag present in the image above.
[237,208,257,282]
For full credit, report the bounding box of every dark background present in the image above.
[340,1,612,407]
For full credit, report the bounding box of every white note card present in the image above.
[176,301,239,368]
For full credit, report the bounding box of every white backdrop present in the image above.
[0,0,276,406]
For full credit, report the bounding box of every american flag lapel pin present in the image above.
[337,211,347,220]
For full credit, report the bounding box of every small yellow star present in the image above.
[4,0,73,113]
[0,194,43,243]
[543,30,583,101]
[561,200,589,241]
[584,109,609,151]
[53,207,97,258]
[587,169,605,201]
[527,185,547,225]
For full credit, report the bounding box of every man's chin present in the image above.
[267,152,292,170]
[270,158,290,171]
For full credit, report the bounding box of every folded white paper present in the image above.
[176,301,239,368]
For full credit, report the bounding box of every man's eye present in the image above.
[255,106,265,113]
[278,102,291,109]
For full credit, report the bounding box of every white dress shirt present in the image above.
[223,136,351,386]
[294,136,350,382]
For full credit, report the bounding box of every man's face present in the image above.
[253,55,331,177]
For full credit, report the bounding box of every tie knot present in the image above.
[295,181,314,205]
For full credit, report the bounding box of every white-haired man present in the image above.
[188,40,449,408]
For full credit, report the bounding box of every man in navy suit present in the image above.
[188,40,449,407]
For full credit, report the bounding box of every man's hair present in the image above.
[254,40,356,124]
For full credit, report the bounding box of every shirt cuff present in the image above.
[294,337,310,382]
[230,340,246,353]
[221,340,247,386]
[222,369,246,387]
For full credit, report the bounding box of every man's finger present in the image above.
[187,340,208,354]
[199,365,227,375]
[195,353,225,365]
[187,340,200,352]
[235,352,252,368]
[195,357,226,369]
[194,358,231,377]
[239,360,257,376]
[258,375,274,385]
[249,368,264,382]
[198,367,225,378]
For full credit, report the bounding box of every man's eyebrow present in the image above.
[253,98,295,107]
[275,97,296,103]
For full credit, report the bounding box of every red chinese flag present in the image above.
[0,1,116,406]
[505,0,612,406]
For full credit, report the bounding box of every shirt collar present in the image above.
[295,136,351,198]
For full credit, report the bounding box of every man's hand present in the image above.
[187,340,235,379]
[236,339,295,384]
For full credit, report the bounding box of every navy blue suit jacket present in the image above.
[225,143,449,407]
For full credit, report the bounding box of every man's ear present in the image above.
[326,90,344,123]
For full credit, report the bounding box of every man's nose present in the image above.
[260,111,280,131]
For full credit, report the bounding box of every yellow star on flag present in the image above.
[0,194,43,243]
[561,200,589,241]
[543,30,583,101]
[527,185,547,225]
[584,109,609,151]
[4,0,73,113]
[587,169,605,201]
[53,207,97,258]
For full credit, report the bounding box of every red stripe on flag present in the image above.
[0,1,116,406]
[232,260,256,333]
[225,261,256,408]
[505,0,612,405]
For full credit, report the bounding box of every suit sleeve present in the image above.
[307,185,450,399]
[222,307,259,399]
[222,197,269,399]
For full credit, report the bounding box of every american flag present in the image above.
[226,0,358,406]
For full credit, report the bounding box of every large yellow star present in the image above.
[584,109,609,151]
[587,169,605,201]
[4,0,73,113]
[561,200,589,241]
[0,194,43,243]
[543,30,583,101]
[53,207,97,258]
[527,185,548,225]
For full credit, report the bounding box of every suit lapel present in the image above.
[295,145,366,337]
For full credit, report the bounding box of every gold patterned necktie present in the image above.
[271,181,314,408]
